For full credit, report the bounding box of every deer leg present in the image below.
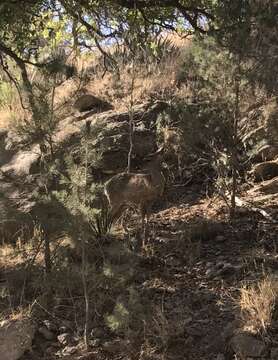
[140,205,147,249]
[145,206,151,245]
[177,154,182,180]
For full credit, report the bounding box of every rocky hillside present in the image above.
[0,37,278,360]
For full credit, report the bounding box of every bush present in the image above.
[238,276,278,335]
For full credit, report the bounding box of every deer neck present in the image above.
[149,166,163,185]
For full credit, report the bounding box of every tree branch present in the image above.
[0,54,28,110]
[0,41,37,117]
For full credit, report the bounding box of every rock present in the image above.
[53,102,164,174]
[252,161,278,182]
[254,144,278,162]
[73,94,113,112]
[240,99,278,162]
[271,347,278,359]
[38,326,55,340]
[0,318,35,360]
[230,332,267,358]
[57,333,72,346]
[248,176,278,196]
[1,145,41,177]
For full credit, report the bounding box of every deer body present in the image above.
[104,151,164,245]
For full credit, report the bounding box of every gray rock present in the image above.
[230,332,267,358]
[53,102,163,174]
[1,145,41,177]
[0,318,35,360]
[73,93,113,112]
[252,161,278,182]
[240,99,278,162]
[255,144,278,162]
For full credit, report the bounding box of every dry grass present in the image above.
[0,81,24,129]
[53,33,191,113]
[0,32,190,125]
[6,306,31,321]
[82,58,178,112]
[238,275,278,334]
[0,109,12,129]
[0,105,24,130]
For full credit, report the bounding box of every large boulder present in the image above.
[252,160,278,182]
[53,101,167,174]
[240,99,278,162]
[0,318,35,360]
[73,93,113,113]
[1,145,41,178]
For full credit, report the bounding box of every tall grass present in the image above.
[238,276,278,334]
[0,81,21,129]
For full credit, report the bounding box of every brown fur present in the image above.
[104,149,165,246]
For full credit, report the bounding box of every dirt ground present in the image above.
[1,183,277,360]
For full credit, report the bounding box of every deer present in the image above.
[104,147,165,248]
